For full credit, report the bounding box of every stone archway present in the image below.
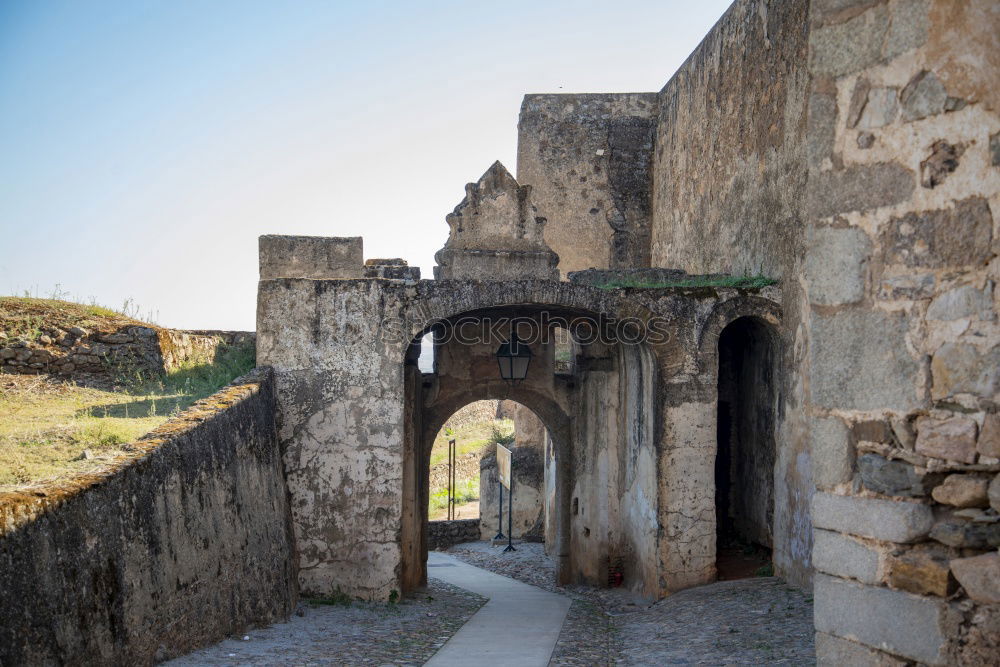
[400,308,579,592]
[418,388,572,586]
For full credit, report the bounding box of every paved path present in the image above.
[425,551,571,667]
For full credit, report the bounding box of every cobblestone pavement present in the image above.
[168,579,485,666]
[445,541,815,666]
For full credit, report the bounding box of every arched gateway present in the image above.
[256,163,782,601]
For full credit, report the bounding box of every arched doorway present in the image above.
[400,312,576,592]
[715,316,778,579]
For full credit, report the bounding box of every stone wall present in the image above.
[0,368,296,665]
[517,93,659,273]
[427,519,480,551]
[648,0,813,587]
[0,323,253,382]
[801,0,1000,663]
[643,0,999,660]
[479,445,545,541]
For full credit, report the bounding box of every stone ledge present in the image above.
[814,574,959,665]
[812,492,934,543]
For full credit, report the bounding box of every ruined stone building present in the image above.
[1,1,998,665]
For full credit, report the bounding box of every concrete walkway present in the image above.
[425,551,571,667]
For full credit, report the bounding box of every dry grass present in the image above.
[0,296,151,341]
[0,345,255,492]
[0,375,167,490]
[429,418,512,467]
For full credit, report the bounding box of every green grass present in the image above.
[0,341,256,490]
[594,274,777,290]
[429,476,480,513]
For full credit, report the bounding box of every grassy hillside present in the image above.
[0,296,151,342]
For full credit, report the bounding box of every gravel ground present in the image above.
[445,541,815,666]
[167,579,485,666]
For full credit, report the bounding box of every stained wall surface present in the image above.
[801,0,1000,663]
[645,0,1000,662]
[0,369,296,665]
[517,93,659,273]
[649,0,813,587]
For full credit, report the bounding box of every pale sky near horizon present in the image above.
[1,0,731,331]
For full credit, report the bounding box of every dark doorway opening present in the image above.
[715,317,777,580]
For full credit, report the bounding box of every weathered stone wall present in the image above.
[801,0,1000,663]
[479,446,545,540]
[427,519,480,550]
[0,368,296,665]
[258,278,410,600]
[517,93,659,273]
[0,323,253,381]
[259,235,363,280]
[648,0,813,587]
[260,269,780,600]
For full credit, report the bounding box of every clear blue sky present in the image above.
[1,0,731,330]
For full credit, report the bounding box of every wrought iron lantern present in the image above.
[495,333,532,385]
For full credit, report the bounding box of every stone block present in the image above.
[846,78,871,128]
[882,197,993,269]
[900,70,947,121]
[810,310,922,412]
[932,343,1000,400]
[857,87,899,129]
[259,235,363,280]
[809,4,888,77]
[812,416,853,489]
[814,574,959,665]
[926,285,991,321]
[812,492,934,542]
[930,519,1000,549]
[858,453,940,497]
[852,420,894,444]
[989,474,1000,512]
[931,474,990,508]
[879,273,935,300]
[916,415,978,462]
[809,163,915,219]
[813,529,880,584]
[363,258,420,281]
[883,0,930,59]
[950,552,1000,604]
[816,631,908,667]
[807,93,838,168]
[804,226,871,305]
[888,548,956,597]
[920,140,965,189]
[979,414,1000,458]
[811,0,883,27]
[991,131,1000,167]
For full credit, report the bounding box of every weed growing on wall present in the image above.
[595,273,777,290]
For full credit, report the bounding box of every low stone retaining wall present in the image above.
[428,519,481,550]
[0,325,253,381]
[0,367,296,665]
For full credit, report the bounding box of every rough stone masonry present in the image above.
[1,1,997,665]
[257,1,1000,664]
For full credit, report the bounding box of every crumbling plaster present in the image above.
[258,267,781,600]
